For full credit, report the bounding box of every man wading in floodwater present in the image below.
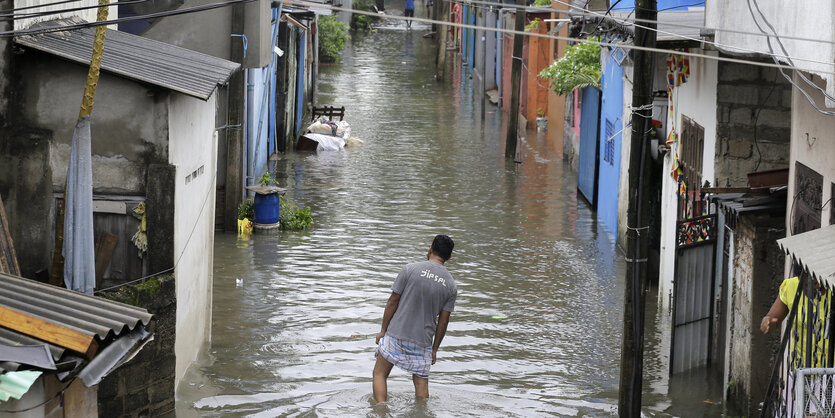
[373,235,458,402]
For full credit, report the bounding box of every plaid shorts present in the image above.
[377,333,432,378]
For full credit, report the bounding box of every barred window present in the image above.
[680,115,704,191]
[603,119,615,165]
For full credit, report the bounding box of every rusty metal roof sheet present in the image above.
[609,10,705,43]
[14,17,239,100]
[778,224,835,287]
[0,273,152,342]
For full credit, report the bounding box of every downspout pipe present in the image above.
[497,7,507,107]
[246,68,255,192]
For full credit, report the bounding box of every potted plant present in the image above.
[536,108,548,131]
[245,172,285,229]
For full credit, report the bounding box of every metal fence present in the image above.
[761,274,835,417]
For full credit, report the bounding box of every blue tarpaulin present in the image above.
[63,116,95,295]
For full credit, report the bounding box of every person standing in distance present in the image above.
[404,0,415,29]
[373,235,457,402]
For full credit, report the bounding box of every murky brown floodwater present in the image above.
[176,12,723,417]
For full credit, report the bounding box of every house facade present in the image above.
[0,12,237,414]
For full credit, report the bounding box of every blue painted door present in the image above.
[597,52,624,238]
[578,87,601,208]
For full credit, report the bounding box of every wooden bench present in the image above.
[312,106,345,121]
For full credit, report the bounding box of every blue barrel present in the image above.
[253,193,280,225]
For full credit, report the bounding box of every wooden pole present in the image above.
[618,0,656,416]
[225,2,246,231]
[435,0,449,80]
[49,0,110,286]
[504,0,525,159]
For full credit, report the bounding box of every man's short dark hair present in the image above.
[431,235,454,261]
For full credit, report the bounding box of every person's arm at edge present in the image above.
[760,295,789,334]
[431,310,451,365]
[376,292,401,344]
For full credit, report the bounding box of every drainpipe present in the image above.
[496,7,507,107]
[246,68,255,192]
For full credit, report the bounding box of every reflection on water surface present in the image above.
[176,15,722,418]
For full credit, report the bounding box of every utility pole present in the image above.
[618,0,656,416]
[225,3,246,231]
[504,0,525,159]
[434,0,449,80]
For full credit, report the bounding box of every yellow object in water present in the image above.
[238,218,253,236]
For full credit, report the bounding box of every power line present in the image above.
[291,0,835,76]
[2,0,148,21]
[546,0,835,67]
[0,0,255,37]
[745,0,835,117]
[0,0,86,14]
[450,0,835,46]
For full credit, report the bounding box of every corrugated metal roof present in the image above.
[0,273,152,342]
[0,371,42,402]
[610,10,704,42]
[711,190,786,229]
[14,17,239,100]
[778,224,835,287]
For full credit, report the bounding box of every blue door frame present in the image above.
[578,87,601,208]
[597,50,624,238]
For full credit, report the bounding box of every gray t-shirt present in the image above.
[387,260,457,347]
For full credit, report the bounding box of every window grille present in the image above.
[604,119,615,165]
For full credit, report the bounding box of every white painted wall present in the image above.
[658,52,718,306]
[788,72,835,234]
[167,92,217,389]
[617,66,633,251]
[705,0,835,106]
[14,0,117,30]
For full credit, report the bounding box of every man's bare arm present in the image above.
[376,292,401,344]
[761,295,789,334]
[431,310,451,364]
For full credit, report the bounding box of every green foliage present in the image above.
[259,171,277,187]
[318,15,350,62]
[538,38,602,94]
[280,197,314,230]
[238,198,254,220]
[524,17,541,32]
[533,0,550,6]
[351,0,379,31]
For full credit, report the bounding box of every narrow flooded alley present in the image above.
[176,16,720,417]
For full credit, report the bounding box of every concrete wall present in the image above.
[0,0,11,129]
[243,0,272,69]
[563,89,581,171]
[167,92,217,388]
[616,69,633,251]
[658,52,718,306]
[524,18,550,128]
[141,0,233,61]
[714,62,792,187]
[788,72,835,230]
[13,0,109,30]
[2,51,169,277]
[17,52,170,195]
[99,274,176,416]
[726,215,785,417]
[706,0,835,106]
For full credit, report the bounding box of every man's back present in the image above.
[387,260,457,347]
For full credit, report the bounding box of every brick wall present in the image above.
[98,273,176,417]
[726,214,785,416]
[715,62,792,187]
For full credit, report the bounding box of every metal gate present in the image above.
[577,87,601,208]
[670,211,717,374]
